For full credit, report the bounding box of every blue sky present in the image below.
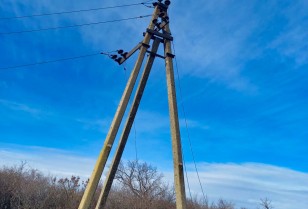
[1,0,308,208]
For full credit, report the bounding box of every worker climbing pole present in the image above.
[78,1,187,209]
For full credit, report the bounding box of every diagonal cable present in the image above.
[182,149,194,207]
[172,41,207,203]
[0,1,154,20]
[0,52,105,70]
[0,15,151,35]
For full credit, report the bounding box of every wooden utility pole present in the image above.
[163,22,187,209]
[78,1,186,209]
[77,6,159,209]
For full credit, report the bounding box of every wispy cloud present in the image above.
[268,1,308,66]
[179,118,210,130]
[170,0,307,91]
[0,99,43,116]
[133,110,208,134]
[76,118,111,132]
[134,110,170,133]
[170,1,260,91]
[165,162,308,209]
[0,144,96,178]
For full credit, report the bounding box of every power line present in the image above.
[0,52,104,70]
[172,41,207,204]
[182,150,194,206]
[0,15,152,35]
[123,65,139,161]
[0,1,153,20]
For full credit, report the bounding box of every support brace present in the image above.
[78,2,186,209]
[77,6,160,209]
[95,38,161,209]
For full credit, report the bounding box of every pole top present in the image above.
[153,0,171,9]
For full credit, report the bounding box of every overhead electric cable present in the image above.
[0,15,151,35]
[182,151,194,206]
[172,41,207,204]
[0,52,105,70]
[0,1,154,20]
[123,65,139,161]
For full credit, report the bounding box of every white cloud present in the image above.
[269,1,308,66]
[134,110,170,133]
[76,117,112,132]
[133,110,209,134]
[179,118,210,130]
[0,144,96,178]
[165,162,308,209]
[0,99,43,116]
[169,1,260,91]
[169,0,307,91]
[1,145,307,209]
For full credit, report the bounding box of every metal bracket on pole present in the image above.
[117,42,142,65]
[146,50,165,59]
[146,28,173,41]
[166,52,175,58]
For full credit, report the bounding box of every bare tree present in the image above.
[1,162,274,209]
[186,196,209,209]
[211,199,234,209]
[114,160,175,209]
[260,198,273,209]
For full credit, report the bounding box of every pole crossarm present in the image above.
[78,1,187,209]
